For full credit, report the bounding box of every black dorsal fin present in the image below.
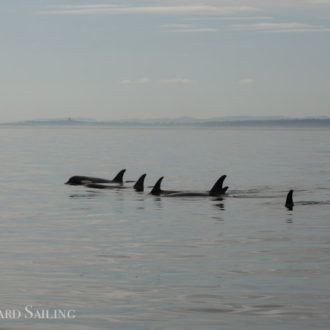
[134,174,146,192]
[112,169,126,183]
[209,175,227,196]
[285,190,294,210]
[150,177,164,196]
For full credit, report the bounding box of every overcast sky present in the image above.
[1,0,330,122]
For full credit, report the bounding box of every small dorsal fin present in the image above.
[209,175,227,196]
[285,190,294,210]
[134,174,146,192]
[150,177,164,195]
[112,169,126,183]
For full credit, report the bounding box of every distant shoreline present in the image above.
[1,117,330,128]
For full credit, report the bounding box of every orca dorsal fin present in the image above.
[150,177,164,196]
[285,190,294,210]
[112,169,126,183]
[134,174,146,192]
[209,175,227,196]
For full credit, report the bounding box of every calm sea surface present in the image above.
[0,126,330,330]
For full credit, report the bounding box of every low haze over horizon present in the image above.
[1,0,329,123]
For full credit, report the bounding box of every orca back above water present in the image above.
[149,177,178,196]
[65,169,126,185]
[84,182,125,189]
[150,175,228,197]
[285,190,294,210]
[81,173,147,192]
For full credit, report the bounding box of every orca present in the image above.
[149,177,178,196]
[133,173,147,192]
[285,190,294,210]
[65,169,126,185]
[84,174,147,191]
[166,186,229,197]
[284,190,330,208]
[150,175,228,197]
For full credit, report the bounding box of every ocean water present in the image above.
[0,126,330,330]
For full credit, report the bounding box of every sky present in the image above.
[1,0,330,122]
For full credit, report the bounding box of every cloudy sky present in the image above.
[1,0,330,122]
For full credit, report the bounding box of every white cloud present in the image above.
[36,2,330,35]
[186,16,273,21]
[307,0,330,4]
[38,4,261,16]
[120,77,151,85]
[214,0,328,6]
[215,16,273,21]
[239,78,255,85]
[120,77,192,85]
[160,78,192,84]
[229,22,330,32]
[162,24,217,33]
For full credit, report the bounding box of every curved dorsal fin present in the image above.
[209,175,227,196]
[134,174,146,192]
[112,169,126,183]
[285,190,294,210]
[150,177,164,195]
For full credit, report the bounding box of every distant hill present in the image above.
[200,118,330,127]
[2,116,330,127]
